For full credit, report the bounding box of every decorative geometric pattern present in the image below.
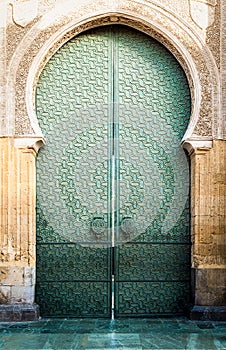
[115,243,190,281]
[114,26,191,316]
[36,25,191,317]
[36,27,112,317]
[37,244,111,281]
[115,282,190,316]
[36,281,111,317]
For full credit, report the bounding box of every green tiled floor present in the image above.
[0,317,226,349]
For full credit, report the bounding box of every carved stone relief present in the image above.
[4,0,221,139]
[151,0,191,20]
[38,0,57,15]
[206,0,220,69]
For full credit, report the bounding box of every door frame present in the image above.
[1,1,223,321]
[35,25,192,317]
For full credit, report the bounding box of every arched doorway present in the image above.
[35,25,191,318]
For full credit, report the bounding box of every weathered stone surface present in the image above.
[194,268,226,306]
[0,287,10,304]
[0,138,37,311]
[187,305,226,321]
[188,140,226,268]
[0,304,39,322]
[0,267,35,286]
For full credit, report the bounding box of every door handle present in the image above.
[91,217,106,236]
[120,217,134,235]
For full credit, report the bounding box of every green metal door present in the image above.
[36,25,191,318]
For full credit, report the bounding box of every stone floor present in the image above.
[0,317,226,349]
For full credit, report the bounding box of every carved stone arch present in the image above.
[27,13,199,144]
[6,1,220,149]
[2,0,225,322]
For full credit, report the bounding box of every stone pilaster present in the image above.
[0,1,6,134]
[184,139,226,320]
[221,0,226,139]
[0,137,39,321]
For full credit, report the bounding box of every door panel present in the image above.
[114,27,191,316]
[36,25,191,318]
[36,27,112,317]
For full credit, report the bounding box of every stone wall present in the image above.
[0,137,39,321]
[183,139,226,319]
[0,0,225,320]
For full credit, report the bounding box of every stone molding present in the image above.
[3,0,221,141]
[13,136,45,154]
[182,138,213,155]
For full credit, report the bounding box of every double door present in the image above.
[36,25,191,317]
